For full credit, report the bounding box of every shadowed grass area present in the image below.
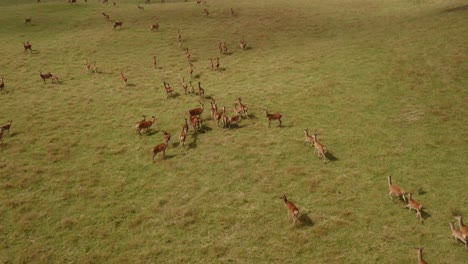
[0,0,467,263]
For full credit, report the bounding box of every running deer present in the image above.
[311,132,327,163]
[240,38,247,50]
[102,12,110,20]
[264,109,282,127]
[113,21,123,30]
[136,115,156,135]
[152,142,168,160]
[0,77,4,92]
[237,97,248,118]
[150,23,159,31]
[455,216,468,238]
[179,126,188,149]
[405,192,423,222]
[387,176,406,202]
[281,193,299,226]
[40,72,53,83]
[304,128,314,146]
[120,72,128,86]
[415,248,428,264]
[25,17,32,24]
[85,59,91,72]
[449,222,468,248]
[1,120,12,136]
[181,78,188,94]
[163,82,174,98]
[163,131,171,145]
[153,56,157,68]
[197,82,205,98]
[188,102,204,117]
[215,57,220,71]
[24,41,32,52]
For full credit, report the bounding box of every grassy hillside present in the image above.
[0,0,467,263]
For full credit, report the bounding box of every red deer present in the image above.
[69,0,76,4]
[188,63,193,78]
[210,99,217,119]
[179,126,188,149]
[240,38,247,50]
[211,102,222,126]
[189,81,194,94]
[311,132,327,163]
[264,108,282,127]
[51,74,59,84]
[163,82,174,98]
[181,78,188,94]
[190,115,202,133]
[228,109,241,128]
[93,62,98,74]
[405,192,423,222]
[196,0,201,4]
[197,82,205,98]
[137,5,144,11]
[102,12,110,20]
[221,106,228,128]
[203,8,209,16]
[40,72,53,83]
[136,115,156,135]
[387,176,406,202]
[215,57,220,70]
[120,72,127,86]
[163,131,171,145]
[455,216,468,238]
[1,120,12,136]
[185,48,191,61]
[415,248,427,264]
[25,17,32,24]
[218,42,223,54]
[237,97,248,118]
[304,128,314,146]
[24,41,32,52]
[152,142,168,160]
[222,42,228,53]
[449,222,467,248]
[113,22,123,30]
[0,77,4,92]
[150,23,159,31]
[210,58,214,71]
[153,56,157,68]
[281,193,299,226]
[183,118,189,133]
[188,102,204,117]
[85,59,91,72]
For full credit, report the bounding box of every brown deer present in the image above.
[150,23,159,31]
[183,118,189,133]
[215,57,220,71]
[303,128,314,147]
[222,42,228,53]
[188,102,204,117]
[415,248,427,264]
[137,5,144,11]
[136,115,156,135]
[190,115,202,133]
[102,12,110,20]
[387,176,406,202]
[113,21,123,30]
[185,48,191,61]
[153,56,157,68]
[1,120,12,136]
[189,81,195,94]
[449,222,467,248]
[281,193,299,226]
[455,216,468,238]
[405,192,423,222]
[163,131,171,146]
[152,142,168,160]
[85,59,91,72]
[163,82,174,98]
[210,58,214,71]
[228,108,241,128]
[311,132,327,163]
[240,38,247,50]
[120,72,128,86]
[40,72,53,83]
[237,97,248,118]
[51,74,60,84]
[24,41,32,52]
[197,82,205,98]
[0,77,4,92]
[264,109,282,127]
[221,106,228,128]
[177,29,182,47]
[102,0,108,3]
[218,42,223,54]
[203,9,209,16]
[179,126,188,149]
[93,62,98,74]
[25,17,32,24]
[188,63,193,78]
[210,99,217,119]
[69,0,76,4]
[181,77,188,94]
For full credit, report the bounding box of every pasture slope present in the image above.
[0,0,467,263]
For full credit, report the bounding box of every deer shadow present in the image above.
[216,68,226,72]
[325,152,338,162]
[420,210,431,222]
[127,83,136,87]
[193,74,201,79]
[168,92,181,99]
[145,129,159,136]
[188,135,198,149]
[245,113,257,119]
[298,214,315,227]
[444,4,468,12]
[245,46,253,51]
[222,52,233,56]
[199,124,212,133]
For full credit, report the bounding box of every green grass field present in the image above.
[0,0,467,262]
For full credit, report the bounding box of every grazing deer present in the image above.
[120,72,127,86]
[163,82,174,98]
[415,248,427,264]
[188,63,194,78]
[39,72,53,83]
[311,132,327,163]
[303,128,314,146]
[189,81,194,94]
[455,216,468,238]
[0,77,4,92]
[153,56,157,68]
[189,102,204,117]
[24,41,32,52]
[387,176,406,202]
[240,38,247,50]
[264,109,282,127]
[237,97,248,118]
[25,17,32,24]
[281,193,299,226]
[163,131,171,145]
[203,9,209,16]
[405,192,423,222]
[152,142,168,160]
[137,5,144,11]
[150,23,159,31]
[215,57,220,70]
[179,126,188,149]
[1,120,12,136]
[190,115,202,133]
[449,222,468,248]
[113,21,123,30]
[85,59,91,72]
[181,78,188,94]
[197,82,205,98]
[102,12,110,20]
[136,115,156,135]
